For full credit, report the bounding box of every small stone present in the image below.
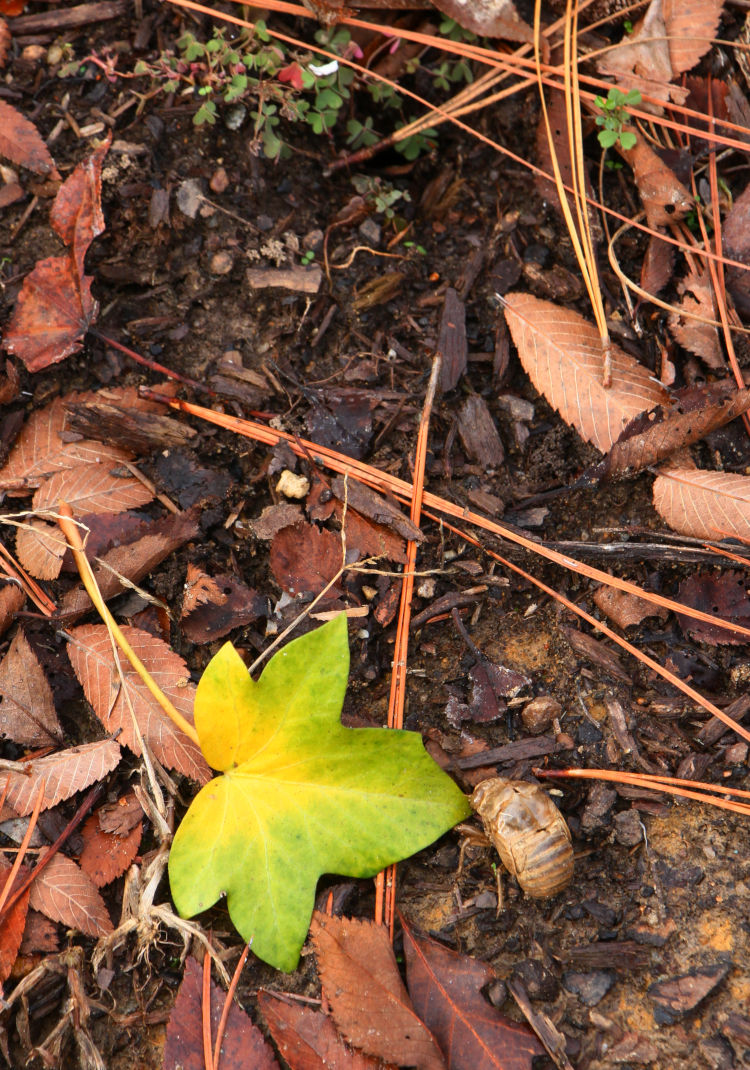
[724,741,747,766]
[47,43,64,65]
[358,217,381,245]
[580,782,616,835]
[276,470,310,500]
[176,179,203,219]
[210,167,229,193]
[563,970,616,1007]
[417,578,436,599]
[511,959,559,1001]
[521,695,561,735]
[22,44,45,63]
[209,250,234,275]
[613,809,643,846]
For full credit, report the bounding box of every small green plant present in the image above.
[594,87,641,151]
[168,615,470,972]
[351,174,411,222]
[300,249,315,265]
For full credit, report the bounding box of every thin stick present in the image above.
[212,943,251,1070]
[202,951,213,1070]
[56,502,200,747]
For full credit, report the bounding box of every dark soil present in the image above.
[1,3,749,1069]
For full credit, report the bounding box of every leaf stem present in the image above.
[57,501,200,747]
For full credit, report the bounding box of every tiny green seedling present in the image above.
[169,615,470,972]
[594,87,641,151]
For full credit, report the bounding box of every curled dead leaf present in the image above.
[653,468,750,540]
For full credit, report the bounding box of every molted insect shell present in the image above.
[471,777,574,897]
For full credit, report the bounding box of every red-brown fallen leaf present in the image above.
[676,571,750,645]
[430,0,531,42]
[181,563,226,618]
[598,384,750,481]
[0,856,30,983]
[310,912,446,1070]
[640,233,675,298]
[50,135,109,276]
[402,920,544,1070]
[28,853,112,937]
[668,272,722,367]
[0,584,24,637]
[79,808,142,888]
[97,791,144,834]
[17,464,154,580]
[60,506,201,619]
[663,0,723,76]
[503,293,667,452]
[270,521,343,598]
[180,569,266,644]
[0,99,59,177]
[593,585,668,630]
[0,628,63,746]
[259,990,386,1070]
[0,394,132,490]
[335,505,407,566]
[653,468,750,541]
[3,254,98,372]
[620,139,694,228]
[19,909,59,956]
[330,477,423,544]
[2,739,121,816]
[66,625,211,784]
[15,518,68,581]
[0,358,20,404]
[164,957,280,1070]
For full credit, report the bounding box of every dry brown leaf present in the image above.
[430,0,532,42]
[653,468,750,540]
[60,507,201,619]
[33,462,153,516]
[599,384,750,480]
[79,809,142,888]
[0,856,30,983]
[676,571,750,645]
[503,292,667,452]
[66,625,211,783]
[0,99,60,177]
[668,272,722,366]
[50,138,108,277]
[663,0,724,76]
[180,571,265,644]
[0,629,63,746]
[2,740,121,816]
[310,911,446,1070]
[640,233,675,298]
[15,518,68,580]
[28,853,113,937]
[0,584,25,637]
[0,358,20,405]
[596,0,681,109]
[259,991,385,1070]
[181,563,226,618]
[270,521,343,598]
[97,791,144,834]
[19,909,59,956]
[0,394,131,490]
[594,585,669,629]
[335,505,407,565]
[620,139,694,228]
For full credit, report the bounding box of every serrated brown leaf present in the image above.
[653,467,750,540]
[663,0,723,76]
[0,584,24,637]
[593,586,668,630]
[503,293,667,452]
[66,624,211,783]
[0,628,62,745]
[621,139,694,228]
[676,571,750,645]
[259,990,386,1070]
[600,385,750,480]
[668,272,722,366]
[33,462,153,516]
[181,564,226,618]
[60,506,201,619]
[0,394,131,490]
[430,0,531,42]
[310,912,446,1070]
[3,254,98,372]
[0,99,59,177]
[270,522,343,598]
[28,853,112,937]
[79,809,142,887]
[164,957,280,1070]
[402,921,544,1070]
[19,909,59,956]
[640,233,675,298]
[15,517,68,580]
[0,856,30,983]
[2,739,121,816]
[50,136,108,277]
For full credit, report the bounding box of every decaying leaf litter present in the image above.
[0,0,750,1067]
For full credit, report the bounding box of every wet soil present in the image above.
[1,3,749,1069]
